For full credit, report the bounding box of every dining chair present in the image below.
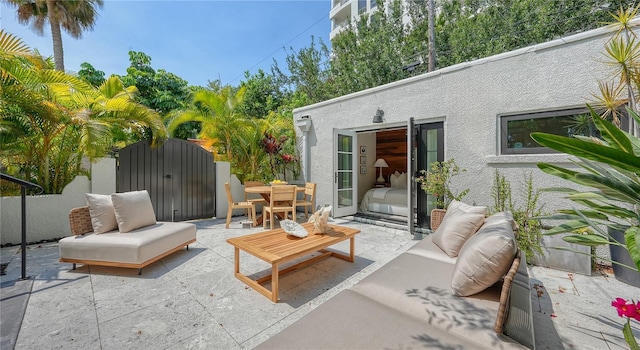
[244,180,267,217]
[263,185,297,229]
[225,182,256,229]
[296,182,317,218]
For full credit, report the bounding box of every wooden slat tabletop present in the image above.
[227,223,360,264]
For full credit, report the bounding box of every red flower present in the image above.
[281,154,296,163]
[629,301,640,322]
[612,298,640,321]
[613,298,629,317]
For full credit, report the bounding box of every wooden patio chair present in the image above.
[225,182,256,229]
[244,180,267,216]
[296,182,317,218]
[263,185,297,229]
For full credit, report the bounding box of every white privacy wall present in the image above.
[294,25,618,214]
[0,158,116,245]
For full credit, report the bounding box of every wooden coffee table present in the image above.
[227,222,360,302]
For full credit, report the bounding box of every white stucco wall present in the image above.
[0,158,116,245]
[293,25,620,216]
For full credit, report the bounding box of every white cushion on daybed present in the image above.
[111,190,157,233]
[59,222,196,264]
[431,200,487,257]
[451,212,517,296]
[86,193,118,234]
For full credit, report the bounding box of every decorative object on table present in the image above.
[270,180,288,185]
[308,206,332,234]
[372,158,389,183]
[280,220,308,238]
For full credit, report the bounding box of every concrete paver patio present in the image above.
[1,217,638,349]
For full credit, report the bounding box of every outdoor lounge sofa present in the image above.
[258,201,535,349]
[59,190,196,274]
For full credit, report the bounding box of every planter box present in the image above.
[609,227,640,288]
[531,234,592,275]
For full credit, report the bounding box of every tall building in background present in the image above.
[329,0,378,39]
[329,0,413,40]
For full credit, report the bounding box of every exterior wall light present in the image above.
[372,108,385,123]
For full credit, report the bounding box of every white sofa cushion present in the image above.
[86,193,118,234]
[451,212,517,296]
[59,221,196,264]
[431,200,487,257]
[111,190,157,233]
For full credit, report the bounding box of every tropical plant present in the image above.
[5,0,104,71]
[77,62,105,87]
[530,106,640,273]
[1,30,165,193]
[490,170,546,260]
[240,69,286,119]
[590,4,640,136]
[415,158,468,209]
[168,86,248,162]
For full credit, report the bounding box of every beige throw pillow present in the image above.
[397,172,408,189]
[111,190,157,233]
[431,200,487,257]
[86,193,118,234]
[450,214,517,296]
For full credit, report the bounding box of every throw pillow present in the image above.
[111,190,157,233]
[85,193,118,234]
[431,200,487,257]
[397,172,408,189]
[450,218,517,296]
[484,211,518,231]
[389,173,400,188]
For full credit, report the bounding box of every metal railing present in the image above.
[0,173,43,280]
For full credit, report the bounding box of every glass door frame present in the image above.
[333,129,358,217]
[415,121,444,229]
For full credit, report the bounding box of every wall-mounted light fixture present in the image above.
[372,108,385,123]
[296,115,312,132]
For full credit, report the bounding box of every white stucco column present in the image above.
[296,116,312,182]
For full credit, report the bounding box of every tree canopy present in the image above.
[4,0,635,190]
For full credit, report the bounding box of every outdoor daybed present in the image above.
[59,190,196,274]
[258,201,535,349]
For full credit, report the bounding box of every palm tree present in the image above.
[167,86,250,162]
[5,0,104,71]
[590,5,640,136]
[1,30,165,193]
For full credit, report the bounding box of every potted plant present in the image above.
[415,159,469,229]
[530,107,640,286]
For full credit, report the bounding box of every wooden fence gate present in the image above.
[117,138,216,221]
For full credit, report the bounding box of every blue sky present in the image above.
[1,0,330,87]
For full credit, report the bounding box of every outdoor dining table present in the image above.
[244,185,305,225]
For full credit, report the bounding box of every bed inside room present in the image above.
[357,128,409,220]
